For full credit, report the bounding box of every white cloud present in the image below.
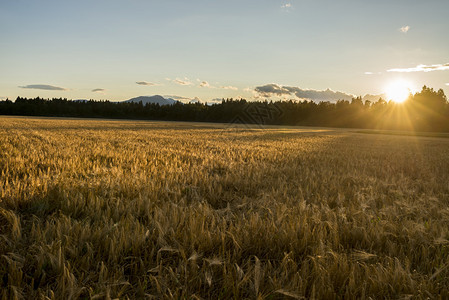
[220,86,238,91]
[19,84,67,91]
[199,81,210,87]
[254,84,386,103]
[163,95,200,103]
[255,83,355,102]
[172,78,193,86]
[387,63,449,73]
[446,83,449,86]
[168,77,238,90]
[164,95,190,101]
[399,25,410,33]
[364,72,374,75]
[197,79,237,90]
[136,81,157,86]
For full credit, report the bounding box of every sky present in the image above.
[1,0,448,103]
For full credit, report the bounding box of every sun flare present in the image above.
[385,79,413,103]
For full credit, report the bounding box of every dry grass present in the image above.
[1,116,449,299]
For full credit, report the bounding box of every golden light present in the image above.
[385,79,413,103]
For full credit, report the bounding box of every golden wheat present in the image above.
[0,116,448,299]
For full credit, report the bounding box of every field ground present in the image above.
[356,129,449,139]
[1,116,449,299]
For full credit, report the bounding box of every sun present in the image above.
[385,79,413,103]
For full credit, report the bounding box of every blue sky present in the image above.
[1,0,448,102]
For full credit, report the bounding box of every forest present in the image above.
[1,86,448,132]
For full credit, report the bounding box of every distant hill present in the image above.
[123,95,178,106]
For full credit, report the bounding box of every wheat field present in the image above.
[0,116,448,299]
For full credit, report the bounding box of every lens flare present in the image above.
[385,79,413,103]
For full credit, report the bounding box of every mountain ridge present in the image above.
[123,95,178,105]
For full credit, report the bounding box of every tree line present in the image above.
[0,86,448,132]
